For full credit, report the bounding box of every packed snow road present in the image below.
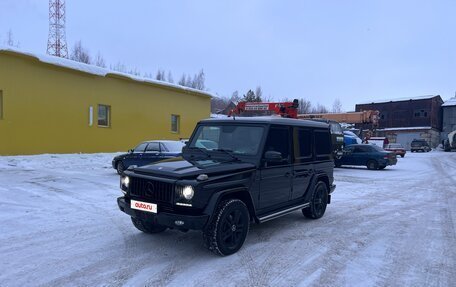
[0,151,455,287]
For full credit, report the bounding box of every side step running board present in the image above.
[258,202,310,223]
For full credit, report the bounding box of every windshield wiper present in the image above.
[213,148,240,162]
[186,147,211,158]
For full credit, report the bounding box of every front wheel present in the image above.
[116,161,125,175]
[303,182,328,219]
[203,199,250,256]
[131,217,167,233]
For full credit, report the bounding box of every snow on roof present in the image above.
[442,97,456,107]
[0,45,214,98]
[357,95,440,105]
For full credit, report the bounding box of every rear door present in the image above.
[291,127,313,200]
[259,126,293,210]
[142,142,162,165]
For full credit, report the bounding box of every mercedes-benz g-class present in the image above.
[117,117,336,256]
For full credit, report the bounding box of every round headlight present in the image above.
[121,176,130,188]
[182,186,194,200]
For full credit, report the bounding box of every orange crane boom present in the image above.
[298,110,380,126]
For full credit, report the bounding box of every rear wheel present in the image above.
[116,161,125,175]
[131,217,167,233]
[367,160,379,170]
[203,199,250,256]
[303,182,328,219]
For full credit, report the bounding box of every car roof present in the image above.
[199,116,329,128]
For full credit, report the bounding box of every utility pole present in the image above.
[47,0,68,58]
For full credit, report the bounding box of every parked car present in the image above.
[112,140,185,174]
[335,144,397,170]
[117,117,336,256]
[410,139,431,152]
[384,143,406,158]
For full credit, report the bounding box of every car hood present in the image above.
[131,157,256,179]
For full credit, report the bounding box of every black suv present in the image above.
[410,139,431,152]
[117,117,336,256]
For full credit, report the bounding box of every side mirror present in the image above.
[264,151,283,162]
[128,149,134,153]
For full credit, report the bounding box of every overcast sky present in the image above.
[1,0,455,110]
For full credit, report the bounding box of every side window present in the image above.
[133,143,148,153]
[145,142,160,153]
[98,104,111,127]
[171,114,180,133]
[294,127,312,162]
[263,126,290,166]
[354,146,367,153]
[315,130,332,158]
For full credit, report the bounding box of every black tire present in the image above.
[116,161,125,175]
[131,217,167,233]
[400,155,405,158]
[378,165,386,170]
[303,181,328,219]
[203,199,250,256]
[367,160,379,170]
[334,162,342,168]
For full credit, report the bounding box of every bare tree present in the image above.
[167,71,174,83]
[178,74,187,86]
[70,41,91,64]
[211,96,231,113]
[255,86,263,101]
[94,52,106,68]
[192,69,205,90]
[155,70,166,81]
[332,98,343,113]
[230,91,241,103]
[298,98,312,114]
[311,103,329,113]
[111,62,127,73]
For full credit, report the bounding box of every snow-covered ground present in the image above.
[0,152,455,287]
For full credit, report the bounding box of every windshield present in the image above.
[189,125,265,155]
[370,144,385,152]
[163,141,185,152]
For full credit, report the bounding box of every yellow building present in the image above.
[0,47,212,155]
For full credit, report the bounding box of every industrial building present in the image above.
[355,95,444,149]
[441,96,456,141]
[0,47,212,155]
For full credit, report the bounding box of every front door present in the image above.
[259,126,292,210]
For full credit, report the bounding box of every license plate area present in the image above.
[131,199,157,213]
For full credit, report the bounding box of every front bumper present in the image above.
[117,197,209,230]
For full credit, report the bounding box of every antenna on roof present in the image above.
[47,0,68,58]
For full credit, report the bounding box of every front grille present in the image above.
[129,177,174,204]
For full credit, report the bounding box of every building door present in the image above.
[397,133,421,150]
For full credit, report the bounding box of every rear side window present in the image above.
[294,127,312,162]
[315,130,332,158]
[145,142,160,152]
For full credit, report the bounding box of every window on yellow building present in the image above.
[98,104,110,127]
[0,90,3,119]
[171,114,180,133]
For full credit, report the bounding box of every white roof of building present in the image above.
[0,45,214,98]
[442,97,456,107]
[357,95,440,105]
